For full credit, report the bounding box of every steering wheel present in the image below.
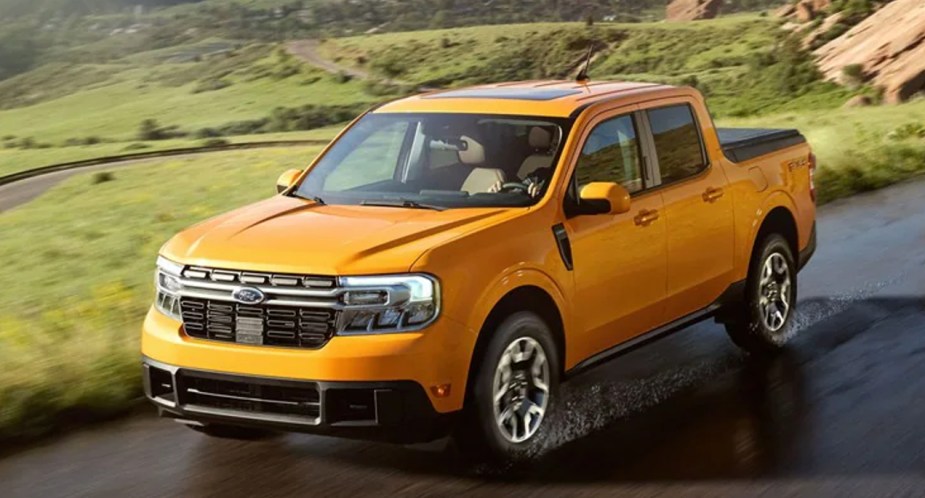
[497,181,529,193]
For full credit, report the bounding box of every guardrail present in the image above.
[0,140,329,187]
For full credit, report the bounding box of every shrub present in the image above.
[192,78,232,94]
[334,71,353,83]
[200,138,230,147]
[887,123,925,141]
[122,143,150,151]
[842,64,865,86]
[137,119,186,141]
[362,79,406,97]
[64,136,103,146]
[193,128,223,139]
[91,172,115,184]
[370,52,406,79]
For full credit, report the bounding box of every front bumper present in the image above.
[142,304,476,418]
[144,357,456,443]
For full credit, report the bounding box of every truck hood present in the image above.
[161,196,511,275]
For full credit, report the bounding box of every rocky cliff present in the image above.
[666,0,723,21]
[786,0,925,103]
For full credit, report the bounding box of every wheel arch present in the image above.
[752,206,799,265]
[464,284,567,405]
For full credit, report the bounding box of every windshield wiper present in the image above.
[290,192,326,205]
[361,199,446,211]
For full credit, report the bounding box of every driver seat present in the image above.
[517,127,555,179]
[458,134,505,193]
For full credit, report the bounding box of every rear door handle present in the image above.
[702,186,725,203]
[634,209,660,227]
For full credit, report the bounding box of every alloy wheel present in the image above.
[491,336,550,443]
[758,252,792,332]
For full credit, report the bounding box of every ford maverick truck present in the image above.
[143,81,816,462]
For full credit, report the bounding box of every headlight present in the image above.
[336,274,439,334]
[154,256,184,321]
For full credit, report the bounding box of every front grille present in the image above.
[180,297,337,348]
[177,371,320,422]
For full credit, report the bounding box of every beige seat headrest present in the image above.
[529,127,553,150]
[462,167,505,194]
[458,135,486,165]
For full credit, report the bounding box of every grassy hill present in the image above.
[0,15,847,144]
[316,14,849,117]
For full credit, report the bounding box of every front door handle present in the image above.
[702,186,725,203]
[634,209,660,227]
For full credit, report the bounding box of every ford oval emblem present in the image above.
[232,286,266,305]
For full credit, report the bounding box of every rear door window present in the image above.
[647,105,706,184]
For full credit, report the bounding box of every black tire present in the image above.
[189,423,276,440]
[724,234,798,355]
[453,311,560,464]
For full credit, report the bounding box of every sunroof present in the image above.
[424,88,582,101]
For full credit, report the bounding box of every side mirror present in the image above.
[276,169,302,194]
[578,182,631,215]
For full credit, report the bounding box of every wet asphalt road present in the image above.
[2,178,925,497]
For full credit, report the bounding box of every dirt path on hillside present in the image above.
[286,40,403,84]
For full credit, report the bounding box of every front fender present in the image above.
[466,266,573,338]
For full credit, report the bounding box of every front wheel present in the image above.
[453,311,559,464]
[725,234,798,355]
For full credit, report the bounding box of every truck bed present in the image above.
[717,128,806,163]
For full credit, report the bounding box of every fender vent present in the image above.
[552,223,573,271]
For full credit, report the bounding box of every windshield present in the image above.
[294,113,569,209]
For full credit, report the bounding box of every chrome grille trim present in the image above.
[183,267,336,288]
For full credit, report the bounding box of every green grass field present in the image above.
[0,146,323,441]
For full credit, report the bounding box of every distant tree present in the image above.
[0,27,38,81]
[431,10,449,29]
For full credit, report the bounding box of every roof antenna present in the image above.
[575,45,594,82]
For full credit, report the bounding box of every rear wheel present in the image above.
[725,234,798,355]
[454,311,559,464]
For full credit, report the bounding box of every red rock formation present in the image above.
[665,0,722,21]
[781,0,832,22]
[815,0,925,103]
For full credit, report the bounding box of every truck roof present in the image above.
[375,80,678,118]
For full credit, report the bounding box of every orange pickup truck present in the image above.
[143,80,816,462]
